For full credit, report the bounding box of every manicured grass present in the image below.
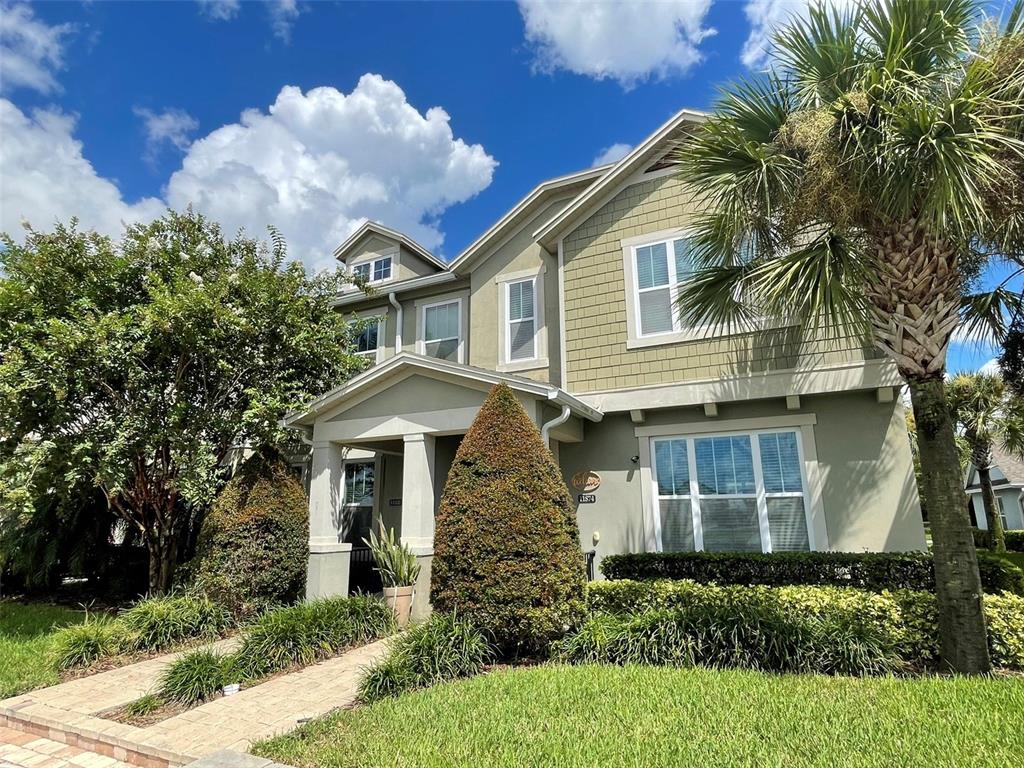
[254,665,1024,768]
[991,551,1024,571]
[0,601,86,698]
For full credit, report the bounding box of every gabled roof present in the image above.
[990,444,1024,486]
[447,164,611,273]
[533,108,707,249]
[333,221,449,272]
[282,352,604,427]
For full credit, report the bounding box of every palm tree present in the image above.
[947,372,1024,551]
[676,0,1024,673]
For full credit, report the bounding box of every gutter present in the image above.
[388,292,403,353]
[541,393,572,446]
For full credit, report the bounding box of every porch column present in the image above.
[306,440,352,599]
[402,433,436,620]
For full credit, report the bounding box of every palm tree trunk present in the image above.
[978,466,1006,552]
[907,375,990,673]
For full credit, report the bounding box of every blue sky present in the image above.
[1,0,1018,371]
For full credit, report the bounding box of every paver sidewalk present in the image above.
[1,638,389,766]
[0,725,132,768]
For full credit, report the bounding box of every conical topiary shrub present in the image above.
[430,383,586,654]
[190,449,308,618]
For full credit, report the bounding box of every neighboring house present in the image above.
[283,109,925,610]
[965,444,1024,531]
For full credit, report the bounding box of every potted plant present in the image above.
[363,521,421,628]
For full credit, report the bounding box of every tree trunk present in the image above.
[144,527,178,595]
[908,375,991,673]
[978,466,1006,552]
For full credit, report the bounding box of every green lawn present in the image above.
[0,601,86,698]
[254,664,1024,768]
[990,550,1024,571]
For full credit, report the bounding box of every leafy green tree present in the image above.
[675,0,1024,672]
[0,211,363,594]
[948,372,1024,552]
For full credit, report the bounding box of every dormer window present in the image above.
[351,256,392,284]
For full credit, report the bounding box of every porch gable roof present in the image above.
[282,352,604,428]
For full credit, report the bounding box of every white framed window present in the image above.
[351,255,392,284]
[418,297,464,362]
[352,316,383,362]
[506,278,538,363]
[632,235,696,337]
[651,428,812,553]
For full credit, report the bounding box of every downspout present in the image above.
[541,392,571,446]
[388,292,403,354]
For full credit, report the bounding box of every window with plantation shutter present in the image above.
[506,278,537,362]
[631,235,698,337]
[419,297,464,363]
[651,429,811,554]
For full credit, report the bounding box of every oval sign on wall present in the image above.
[572,471,602,493]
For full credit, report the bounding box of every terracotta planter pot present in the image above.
[383,585,415,628]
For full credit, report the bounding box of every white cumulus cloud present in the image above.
[518,0,714,88]
[0,2,73,94]
[741,0,855,69]
[0,99,165,237]
[196,0,240,21]
[593,142,632,166]
[1,75,497,274]
[134,106,199,160]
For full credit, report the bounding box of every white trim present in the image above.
[642,421,827,554]
[635,414,817,438]
[557,238,568,390]
[332,272,460,307]
[334,220,448,272]
[534,108,707,248]
[448,165,610,273]
[497,267,546,370]
[416,293,469,364]
[349,253,395,286]
[282,351,603,427]
[580,359,901,412]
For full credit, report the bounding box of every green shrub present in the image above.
[120,594,231,652]
[431,384,586,655]
[553,604,900,676]
[124,693,163,717]
[973,528,1024,552]
[233,596,393,680]
[600,551,1024,595]
[159,647,230,705]
[586,579,1024,670]
[50,618,126,670]
[360,613,494,703]
[190,449,309,618]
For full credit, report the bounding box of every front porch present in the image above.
[282,353,602,617]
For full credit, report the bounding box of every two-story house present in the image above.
[283,109,925,608]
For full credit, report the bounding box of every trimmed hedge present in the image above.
[586,579,1024,670]
[190,449,309,618]
[974,528,1024,552]
[600,551,1024,595]
[430,384,586,655]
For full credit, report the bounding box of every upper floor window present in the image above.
[351,256,392,284]
[633,236,695,337]
[419,298,463,362]
[506,278,537,362]
[352,317,382,360]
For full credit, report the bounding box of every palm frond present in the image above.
[773,1,865,106]
[959,285,1023,343]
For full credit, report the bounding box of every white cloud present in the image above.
[134,107,199,160]
[269,0,300,42]
[593,142,632,166]
[1,75,497,274]
[0,2,73,94]
[741,0,855,69]
[979,358,1001,376]
[197,0,240,21]
[518,0,714,88]
[0,99,165,238]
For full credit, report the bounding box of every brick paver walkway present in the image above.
[1,638,390,766]
[0,725,132,768]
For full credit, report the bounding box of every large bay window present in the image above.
[651,428,812,553]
